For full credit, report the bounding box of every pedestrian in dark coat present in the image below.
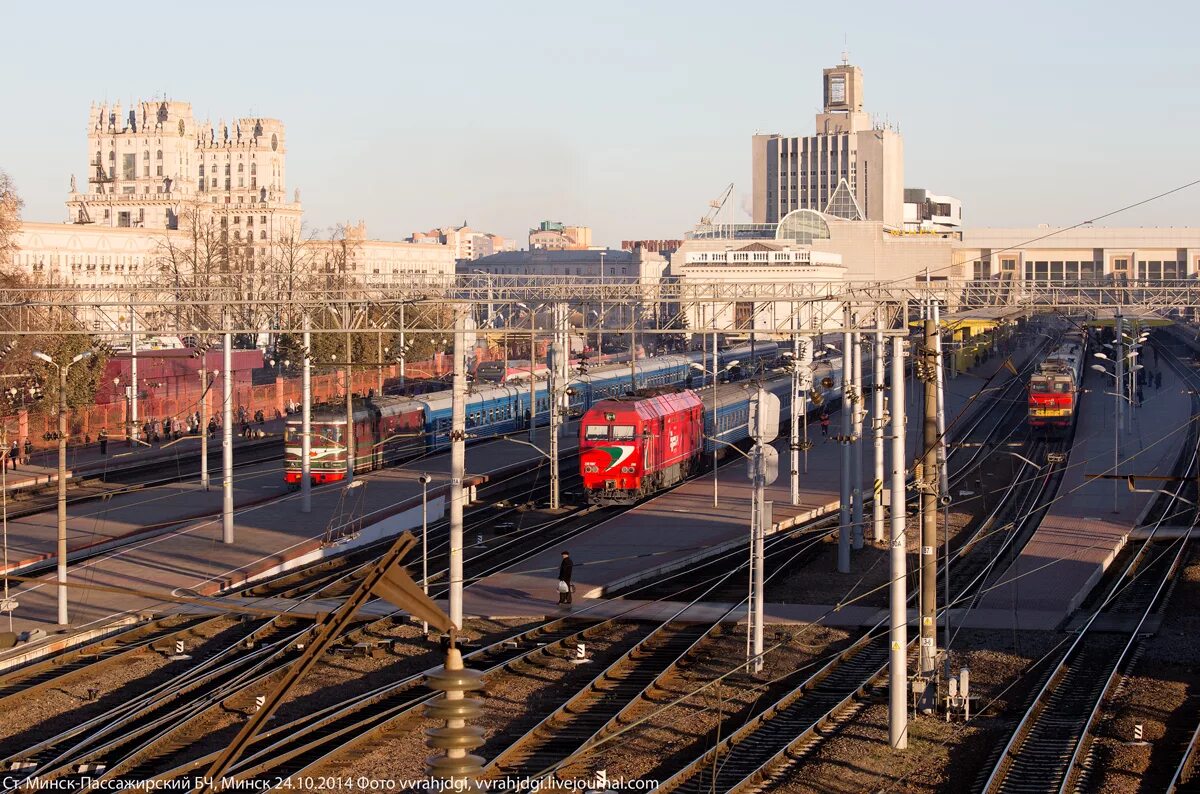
[820,412,831,439]
[99,428,108,456]
[23,438,31,461]
[9,440,17,470]
[558,551,574,605]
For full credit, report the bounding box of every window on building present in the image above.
[122,153,136,180]
[156,150,162,160]
[735,302,754,330]
[156,166,163,176]
[260,230,267,240]
[233,215,240,224]
[238,163,244,173]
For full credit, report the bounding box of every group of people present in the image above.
[3,438,33,470]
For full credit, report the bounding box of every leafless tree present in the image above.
[0,170,24,270]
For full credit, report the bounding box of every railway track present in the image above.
[977,333,1200,794]
[566,335,1067,791]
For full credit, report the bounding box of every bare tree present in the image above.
[0,170,23,269]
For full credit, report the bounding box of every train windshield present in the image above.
[584,425,609,440]
[611,425,635,440]
[315,424,344,443]
[1031,380,1069,394]
[284,425,302,444]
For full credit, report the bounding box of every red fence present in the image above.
[7,355,455,450]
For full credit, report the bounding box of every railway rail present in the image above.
[978,331,1200,794]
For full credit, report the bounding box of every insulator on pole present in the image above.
[425,646,486,781]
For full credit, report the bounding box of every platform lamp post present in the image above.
[32,349,92,626]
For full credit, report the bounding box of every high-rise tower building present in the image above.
[751,60,904,227]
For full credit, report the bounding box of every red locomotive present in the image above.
[1028,332,1086,436]
[579,391,704,505]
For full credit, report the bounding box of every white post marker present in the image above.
[222,331,234,544]
[747,387,780,674]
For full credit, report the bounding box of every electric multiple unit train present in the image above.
[1028,332,1087,435]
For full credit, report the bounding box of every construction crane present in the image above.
[700,182,735,226]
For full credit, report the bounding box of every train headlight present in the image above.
[584,463,599,473]
[621,466,636,473]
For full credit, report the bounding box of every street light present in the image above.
[32,349,92,626]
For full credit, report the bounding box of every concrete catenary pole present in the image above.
[222,330,234,544]
[301,323,312,514]
[449,306,467,629]
[55,364,68,625]
[873,307,887,543]
[199,366,210,491]
[851,324,864,550]
[919,318,939,709]
[931,299,951,686]
[790,332,801,506]
[838,304,852,573]
[712,327,719,507]
[129,306,138,446]
[889,317,909,749]
[344,312,355,486]
[528,329,537,443]
[750,387,769,673]
[549,337,561,511]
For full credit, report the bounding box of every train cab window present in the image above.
[321,426,343,443]
[585,425,609,440]
[612,425,635,440]
[285,426,302,443]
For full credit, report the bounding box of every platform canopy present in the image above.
[1087,307,1173,328]
[912,306,1026,335]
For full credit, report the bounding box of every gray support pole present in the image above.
[712,327,719,507]
[399,303,406,389]
[449,307,466,629]
[851,326,864,550]
[222,331,234,544]
[931,300,951,686]
[528,330,536,442]
[377,330,384,395]
[838,305,852,573]
[130,307,138,446]
[301,324,312,514]
[1113,312,1122,513]
[199,367,210,491]
[873,312,886,543]
[791,333,800,506]
[889,324,909,749]
[919,319,939,708]
[549,339,560,511]
[56,365,68,625]
[344,320,355,485]
[932,302,949,500]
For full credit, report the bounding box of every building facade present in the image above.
[5,100,454,327]
[528,220,593,250]
[408,225,517,261]
[904,188,962,233]
[956,227,1200,282]
[752,61,904,227]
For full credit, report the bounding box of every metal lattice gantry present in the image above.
[0,277,1198,337]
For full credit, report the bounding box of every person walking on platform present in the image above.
[557,550,574,606]
[99,428,109,456]
[820,411,831,440]
[23,438,31,462]
[9,440,18,470]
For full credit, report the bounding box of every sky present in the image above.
[2,0,1199,247]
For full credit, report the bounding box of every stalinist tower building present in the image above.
[65,99,303,259]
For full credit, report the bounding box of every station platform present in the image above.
[979,355,1191,624]
[0,422,577,650]
[464,344,1038,621]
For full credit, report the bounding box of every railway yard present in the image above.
[0,314,1196,794]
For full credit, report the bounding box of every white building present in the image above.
[904,188,962,233]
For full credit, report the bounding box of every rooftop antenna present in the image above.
[842,34,849,65]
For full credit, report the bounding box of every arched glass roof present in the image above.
[775,209,832,245]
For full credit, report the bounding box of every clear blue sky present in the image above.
[3,0,1198,246]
